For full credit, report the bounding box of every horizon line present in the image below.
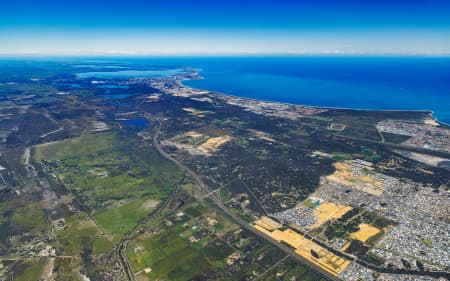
[1,52,450,58]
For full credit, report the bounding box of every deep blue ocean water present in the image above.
[82,57,450,124]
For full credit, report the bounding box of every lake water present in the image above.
[76,68,184,79]
[96,85,130,89]
[119,118,149,129]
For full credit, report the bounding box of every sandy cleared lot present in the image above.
[142,199,160,210]
[309,202,352,229]
[166,131,233,155]
[424,118,439,126]
[326,162,384,196]
[182,107,212,117]
[399,151,449,167]
[185,131,204,138]
[198,135,233,153]
[254,216,282,231]
[247,129,276,142]
[350,223,381,242]
[252,218,350,276]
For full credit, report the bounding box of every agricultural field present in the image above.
[53,212,113,257]
[125,188,305,281]
[1,61,449,281]
[0,200,49,256]
[8,258,49,281]
[33,131,184,240]
[260,258,326,281]
[126,200,239,280]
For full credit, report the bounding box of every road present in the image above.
[116,180,180,281]
[330,131,450,159]
[151,119,450,281]
[151,119,340,281]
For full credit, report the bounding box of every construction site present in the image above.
[326,161,385,196]
[163,130,233,155]
[252,217,351,277]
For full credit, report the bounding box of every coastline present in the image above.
[178,72,448,126]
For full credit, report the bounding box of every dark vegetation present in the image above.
[0,61,448,280]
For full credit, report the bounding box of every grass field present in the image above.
[94,197,159,239]
[54,212,113,256]
[33,131,184,240]
[261,258,324,281]
[302,198,316,208]
[11,258,48,281]
[0,200,48,249]
[52,258,83,281]
[11,202,47,234]
[126,202,238,281]
[34,132,118,161]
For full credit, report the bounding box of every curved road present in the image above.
[151,119,340,281]
[152,119,450,281]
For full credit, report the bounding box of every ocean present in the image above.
[89,56,450,124]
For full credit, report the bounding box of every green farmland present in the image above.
[34,131,184,241]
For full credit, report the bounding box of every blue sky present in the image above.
[1,0,450,55]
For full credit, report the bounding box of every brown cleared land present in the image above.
[197,135,233,153]
[326,162,384,196]
[309,202,352,229]
[252,217,351,276]
[182,107,212,117]
[350,223,381,242]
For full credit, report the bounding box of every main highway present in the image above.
[151,119,341,281]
